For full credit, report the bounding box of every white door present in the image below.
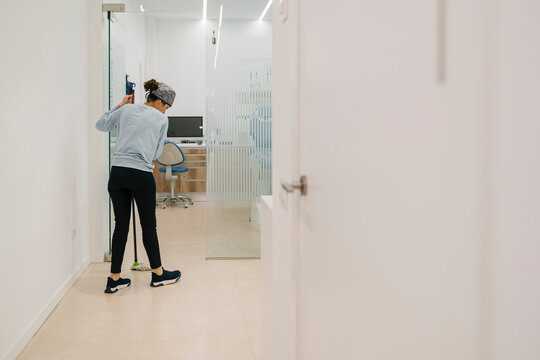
[273,1,492,359]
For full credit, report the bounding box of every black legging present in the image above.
[108,166,162,274]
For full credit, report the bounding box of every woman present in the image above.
[96,79,181,294]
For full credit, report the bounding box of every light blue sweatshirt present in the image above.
[96,104,168,172]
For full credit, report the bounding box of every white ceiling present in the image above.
[103,0,273,20]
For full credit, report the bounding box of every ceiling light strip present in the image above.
[214,5,223,69]
[259,0,272,20]
[203,0,207,20]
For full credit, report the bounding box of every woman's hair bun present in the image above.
[144,79,159,92]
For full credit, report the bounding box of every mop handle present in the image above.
[132,197,138,262]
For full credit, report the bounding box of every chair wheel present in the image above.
[189,200,194,205]
[161,204,166,209]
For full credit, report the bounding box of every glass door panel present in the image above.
[103,11,126,258]
[205,19,272,258]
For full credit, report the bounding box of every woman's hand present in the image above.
[116,95,133,108]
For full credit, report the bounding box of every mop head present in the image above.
[131,261,152,271]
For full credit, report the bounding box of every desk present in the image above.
[153,143,207,193]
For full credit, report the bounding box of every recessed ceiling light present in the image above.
[259,0,272,20]
[218,4,223,29]
[203,0,207,21]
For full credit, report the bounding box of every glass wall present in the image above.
[205,20,272,258]
[103,11,126,258]
[102,8,272,260]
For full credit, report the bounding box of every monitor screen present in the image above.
[167,116,203,138]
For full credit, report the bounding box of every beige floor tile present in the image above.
[17,202,261,360]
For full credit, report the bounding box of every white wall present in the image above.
[0,0,103,358]
[492,1,540,358]
[115,13,147,105]
[90,6,109,263]
[146,17,206,117]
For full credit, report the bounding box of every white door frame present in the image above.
[270,0,300,359]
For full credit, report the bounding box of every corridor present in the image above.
[18,203,262,360]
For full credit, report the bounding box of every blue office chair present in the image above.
[156,142,193,209]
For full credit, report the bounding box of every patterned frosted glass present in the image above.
[206,20,272,258]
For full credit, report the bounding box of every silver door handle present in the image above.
[281,175,307,195]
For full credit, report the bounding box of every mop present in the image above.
[124,75,150,271]
[130,197,152,271]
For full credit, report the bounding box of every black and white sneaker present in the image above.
[104,277,131,294]
[150,269,181,287]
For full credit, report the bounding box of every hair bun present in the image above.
[144,79,159,92]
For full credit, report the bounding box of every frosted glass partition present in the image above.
[103,12,126,258]
[205,20,272,258]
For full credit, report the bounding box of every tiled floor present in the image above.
[17,201,263,360]
[207,203,261,258]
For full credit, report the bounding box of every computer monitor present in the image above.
[167,116,203,140]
